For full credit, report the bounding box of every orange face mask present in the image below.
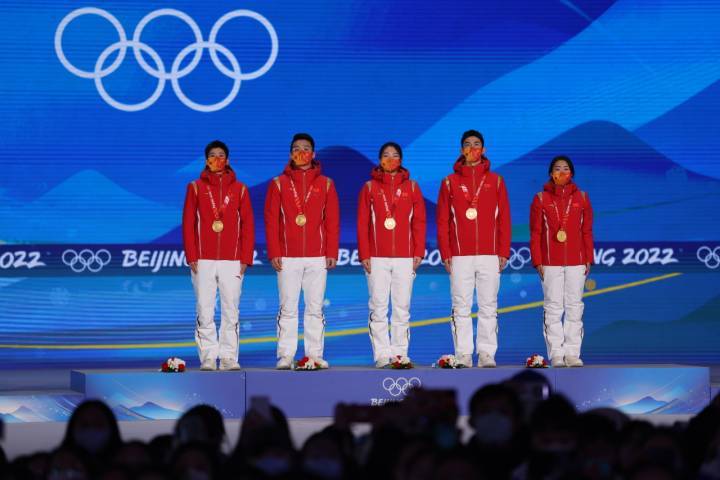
[206,157,227,173]
[380,157,401,172]
[292,150,313,167]
[552,171,572,186]
[463,146,483,164]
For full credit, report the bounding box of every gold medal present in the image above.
[295,214,307,227]
[465,207,478,220]
[384,217,397,230]
[212,220,224,233]
[556,229,567,242]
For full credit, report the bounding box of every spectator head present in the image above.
[63,400,121,457]
[468,383,523,447]
[173,404,226,451]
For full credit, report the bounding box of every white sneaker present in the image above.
[200,359,217,371]
[551,356,566,368]
[565,356,584,367]
[478,353,497,368]
[276,356,293,370]
[375,358,391,369]
[219,358,241,371]
[457,354,473,368]
[312,357,329,369]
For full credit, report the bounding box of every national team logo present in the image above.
[55,8,279,112]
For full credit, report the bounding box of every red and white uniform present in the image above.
[357,167,426,362]
[264,161,340,360]
[436,158,511,358]
[182,167,255,364]
[529,181,594,359]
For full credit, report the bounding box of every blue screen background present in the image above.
[1,0,719,368]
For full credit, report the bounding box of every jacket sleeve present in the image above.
[357,183,371,261]
[411,182,427,259]
[436,178,452,262]
[496,176,512,259]
[529,194,543,267]
[182,183,199,264]
[582,192,594,264]
[325,179,340,260]
[239,185,255,266]
[264,180,282,260]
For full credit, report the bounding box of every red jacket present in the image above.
[357,167,426,260]
[182,168,255,265]
[436,158,511,261]
[264,161,340,259]
[529,181,594,267]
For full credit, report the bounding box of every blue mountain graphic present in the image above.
[618,396,668,414]
[496,121,720,240]
[635,79,720,180]
[0,170,179,244]
[129,401,182,420]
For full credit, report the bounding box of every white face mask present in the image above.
[303,457,343,479]
[471,412,514,446]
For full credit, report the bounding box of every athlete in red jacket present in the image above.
[182,140,255,371]
[264,133,340,370]
[436,130,511,368]
[357,142,426,368]
[530,155,593,367]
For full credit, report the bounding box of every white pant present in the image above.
[276,257,327,359]
[541,265,586,358]
[366,257,415,362]
[192,260,244,363]
[449,255,500,357]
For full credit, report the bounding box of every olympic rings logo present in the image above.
[62,249,112,273]
[507,246,532,270]
[382,377,422,397]
[696,246,720,269]
[55,7,279,112]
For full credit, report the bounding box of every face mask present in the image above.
[463,146,483,164]
[184,468,211,480]
[253,456,291,476]
[380,157,401,172]
[471,412,513,446]
[73,427,111,454]
[552,171,571,185]
[292,150,313,167]
[48,469,87,480]
[176,416,209,445]
[206,157,227,173]
[433,424,458,450]
[303,457,343,479]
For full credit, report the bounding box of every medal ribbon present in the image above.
[551,194,572,234]
[459,174,487,209]
[206,185,231,221]
[289,178,313,216]
[379,183,403,219]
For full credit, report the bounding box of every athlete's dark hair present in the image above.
[548,155,575,176]
[378,141,403,159]
[205,140,229,159]
[290,133,315,151]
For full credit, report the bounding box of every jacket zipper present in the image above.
[216,180,222,260]
[473,168,478,255]
[391,176,396,257]
[562,187,568,266]
[302,172,306,257]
